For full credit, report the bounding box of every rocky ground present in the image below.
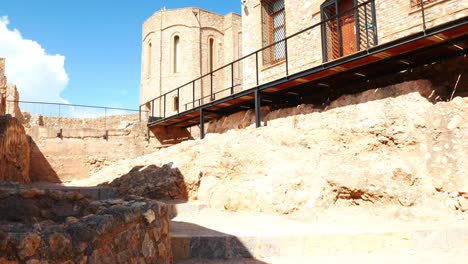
[69,79,468,225]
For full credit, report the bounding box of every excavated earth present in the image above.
[70,79,468,226]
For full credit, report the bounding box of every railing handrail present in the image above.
[141,0,376,108]
[10,100,145,113]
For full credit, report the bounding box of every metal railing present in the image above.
[14,100,145,131]
[141,0,439,122]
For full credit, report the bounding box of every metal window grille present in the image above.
[321,0,377,62]
[261,0,286,65]
[411,0,440,8]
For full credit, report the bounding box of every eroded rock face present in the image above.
[104,163,188,201]
[0,185,172,263]
[80,78,468,223]
[0,115,30,183]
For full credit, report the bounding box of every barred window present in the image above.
[321,0,377,62]
[411,0,440,8]
[261,0,286,65]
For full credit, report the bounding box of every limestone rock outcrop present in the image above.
[0,115,30,183]
[103,163,188,201]
[75,79,468,223]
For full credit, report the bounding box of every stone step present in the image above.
[174,250,468,264]
[170,208,468,261]
[164,200,209,218]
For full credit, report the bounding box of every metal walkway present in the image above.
[142,8,468,139]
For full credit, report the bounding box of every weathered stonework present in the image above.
[240,0,467,90]
[0,185,172,263]
[0,58,22,119]
[24,114,167,183]
[0,115,30,184]
[140,8,242,118]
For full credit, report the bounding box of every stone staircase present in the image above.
[167,202,468,264]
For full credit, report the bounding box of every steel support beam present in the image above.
[200,108,205,139]
[255,90,261,128]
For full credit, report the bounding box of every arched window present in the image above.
[173,36,180,73]
[209,38,215,72]
[147,42,152,78]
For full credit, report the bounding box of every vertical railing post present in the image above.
[320,5,327,62]
[255,89,261,128]
[284,39,289,77]
[255,52,259,86]
[210,72,213,101]
[231,63,234,94]
[151,100,154,119]
[200,108,205,139]
[177,88,180,114]
[163,94,166,119]
[420,0,427,33]
[336,0,342,58]
[371,0,378,45]
[192,81,195,108]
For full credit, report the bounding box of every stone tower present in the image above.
[140,8,242,117]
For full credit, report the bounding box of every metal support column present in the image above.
[200,108,205,139]
[255,90,261,128]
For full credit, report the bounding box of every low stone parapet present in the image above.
[0,187,172,263]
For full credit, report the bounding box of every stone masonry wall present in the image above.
[0,115,30,183]
[241,0,467,90]
[0,186,172,263]
[140,8,242,118]
[25,114,167,183]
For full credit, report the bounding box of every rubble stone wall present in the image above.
[0,187,172,263]
[0,115,30,183]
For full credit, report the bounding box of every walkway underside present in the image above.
[148,18,468,134]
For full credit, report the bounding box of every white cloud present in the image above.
[0,16,69,103]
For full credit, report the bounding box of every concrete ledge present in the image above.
[171,227,468,260]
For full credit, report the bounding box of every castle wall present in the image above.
[140,8,242,119]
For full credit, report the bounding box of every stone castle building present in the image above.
[140,0,467,126]
[140,8,242,117]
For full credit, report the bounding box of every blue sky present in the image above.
[0,0,241,110]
